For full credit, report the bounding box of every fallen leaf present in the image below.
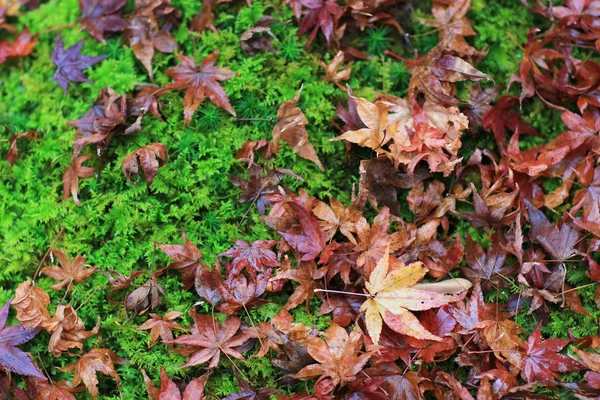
[51,34,106,93]
[272,87,324,170]
[138,311,185,348]
[0,299,44,379]
[122,142,168,185]
[41,249,96,292]
[160,51,236,125]
[59,348,125,399]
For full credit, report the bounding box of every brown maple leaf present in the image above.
[229,165,303,215]
[169,311,250,369]
[63,155,96,206]
[317,50,352,90]
[6,131,37,166]
[124,277,166,316]
[240,16,279,55]
[221,239,279,278]
[124,0,180,79]
[160,51,236,125]
[272,87,324,170]
[59,348,126,400]
[12,280,51,329]
[354,207,408,276]
[42,305,100,357]
[297,0,343,48]
[156,232,205,290]
[142,367,208,400]
[312,198,362,244]
[41,250,96,292]
[190,0,230,33]
[292,323,373,396]
[121,142,168,185]
[137,311,185,348]
[272,260,325,310]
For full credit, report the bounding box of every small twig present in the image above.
[33,227,65,283]
[37,22,78,35]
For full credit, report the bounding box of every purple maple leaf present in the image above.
[0,299,44,379]
[51,34,106,94]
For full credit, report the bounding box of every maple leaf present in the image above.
[520,322,583,382]
[78,0,128,43]
[0,29,37,65]
[221,239,278,278]
[404,307,457,363]
[332,96,392,152]
[122,142,168,185]
[0,299,44,379]
[354,206,408,276]
[124,277,166,316]
[272,87,324,170]
[50,34,106,94]
[347,363,422,400]
[462,234,516,290]
[12,280,51,329]
[292,323,372,396]
[160,51,236,125]
[169,312,249,369]
[143,367,208,400]
[297,0,343,48]
[98,267,146,294]
[243,309,314,357]
[356,156,430,216]
[42,304,100,357]
[457,183,519,228]
[137,311,184,348]
[278,202,326,261]
[272,260,325,310]
[571,163,600,238]
[156,233,205,290]
[6,131,37,166]
[68,87,143,156]
[418,0,477,56]
[194,263,222,306]
[216,271,270,315]
[229,165,303,215]
[20,377,80,400]
[527,201,581,263]
[240,16,279,55]
[449,280,492,335]
[361,248,471,344]
[190,0,230,33]
[40,249,96,292]
[482,95,539,147]
[318,50,352,90]
[312,198,362,244]
[404,38,491,105]
[59,348,125,399]
[508,30,562,102]
[124,0,180,79]
[62,155,96,206]
[222,375,277,400]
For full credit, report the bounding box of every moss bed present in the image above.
[1,0,600,398]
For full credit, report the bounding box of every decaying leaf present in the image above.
[272,87,324,170]
[59,348,125,399]
[122,142,168,185]
[41,249,96,292]
[160,51,236,125]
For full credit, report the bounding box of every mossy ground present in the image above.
[0,0,597,398]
